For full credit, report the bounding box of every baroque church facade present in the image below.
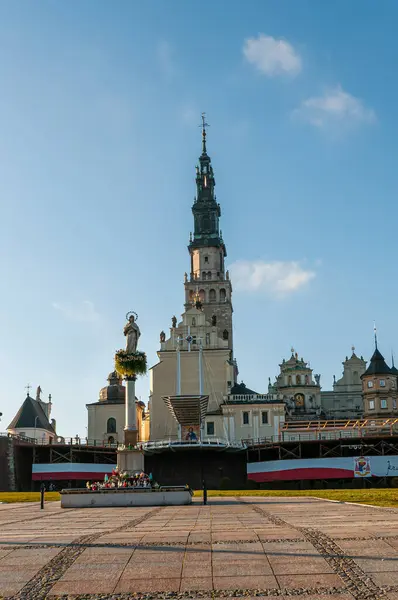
[147,124,371,443]
[82,123,397,446]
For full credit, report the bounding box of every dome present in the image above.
[99,371,125,403]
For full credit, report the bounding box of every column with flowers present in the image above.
[115,311,147,449]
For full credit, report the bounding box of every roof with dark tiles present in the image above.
[8,395,55,433]
[362,348,393,377]
[230,382,258,396]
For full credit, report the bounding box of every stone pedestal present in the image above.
[124,376,138,446]
[117,447,144,473]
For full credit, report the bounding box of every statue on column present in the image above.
[172,315,177,328]
[124,312,141,354]
[115,311,147,379]
[160,330,166,343]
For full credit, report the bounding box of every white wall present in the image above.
[7,427,54,443]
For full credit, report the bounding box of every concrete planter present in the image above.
[60,487,193,508]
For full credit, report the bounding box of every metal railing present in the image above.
[1,432,120,448]
[141,437,245,450]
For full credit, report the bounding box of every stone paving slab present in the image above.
[0,497,397,598]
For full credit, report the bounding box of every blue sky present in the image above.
[1,0,398,437]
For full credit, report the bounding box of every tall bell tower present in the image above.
[149,116,237,441]
[184,114,233,348]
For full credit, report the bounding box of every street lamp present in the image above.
[34,416,39,442]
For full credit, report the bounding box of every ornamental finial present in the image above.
[199,112,209,154]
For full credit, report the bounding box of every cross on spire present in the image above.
[199,112,209,154]
[25,383,31,396]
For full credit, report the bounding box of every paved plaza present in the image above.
[0,497,397,599]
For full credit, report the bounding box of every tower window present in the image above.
[207,271,211,279]
[202,271,206,280]
[107,418,116,433]
[220,288,226,302]
[204,256,209,263]
[223,329,229,340]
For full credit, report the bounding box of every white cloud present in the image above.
[229,260,316,297]
[243,34,302,77]
[52,300,99,322]
[157,41,176,79]
[294,85,376,129]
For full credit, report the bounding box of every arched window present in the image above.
[220,288,226,302]
[209,289,216,302]
[107,417,116,433]
[296,375,301,385]
[199,288,206,302]
[207,271,211,280]
[202,271,207,280]
[223,329,229,340]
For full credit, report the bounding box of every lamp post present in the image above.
[34,416,39,442]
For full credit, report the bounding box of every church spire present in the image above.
[201,112,208,155]
[190,114,225,254]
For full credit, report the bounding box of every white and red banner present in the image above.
[247,455,398,482]
[32,463,117,481]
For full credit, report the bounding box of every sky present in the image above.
[1,0,398,437]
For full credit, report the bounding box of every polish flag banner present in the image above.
[247,455,398,482]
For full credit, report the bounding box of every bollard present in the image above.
[202,479,207,506]
[40,484,45,510]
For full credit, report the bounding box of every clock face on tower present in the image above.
[294,393,305,407]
